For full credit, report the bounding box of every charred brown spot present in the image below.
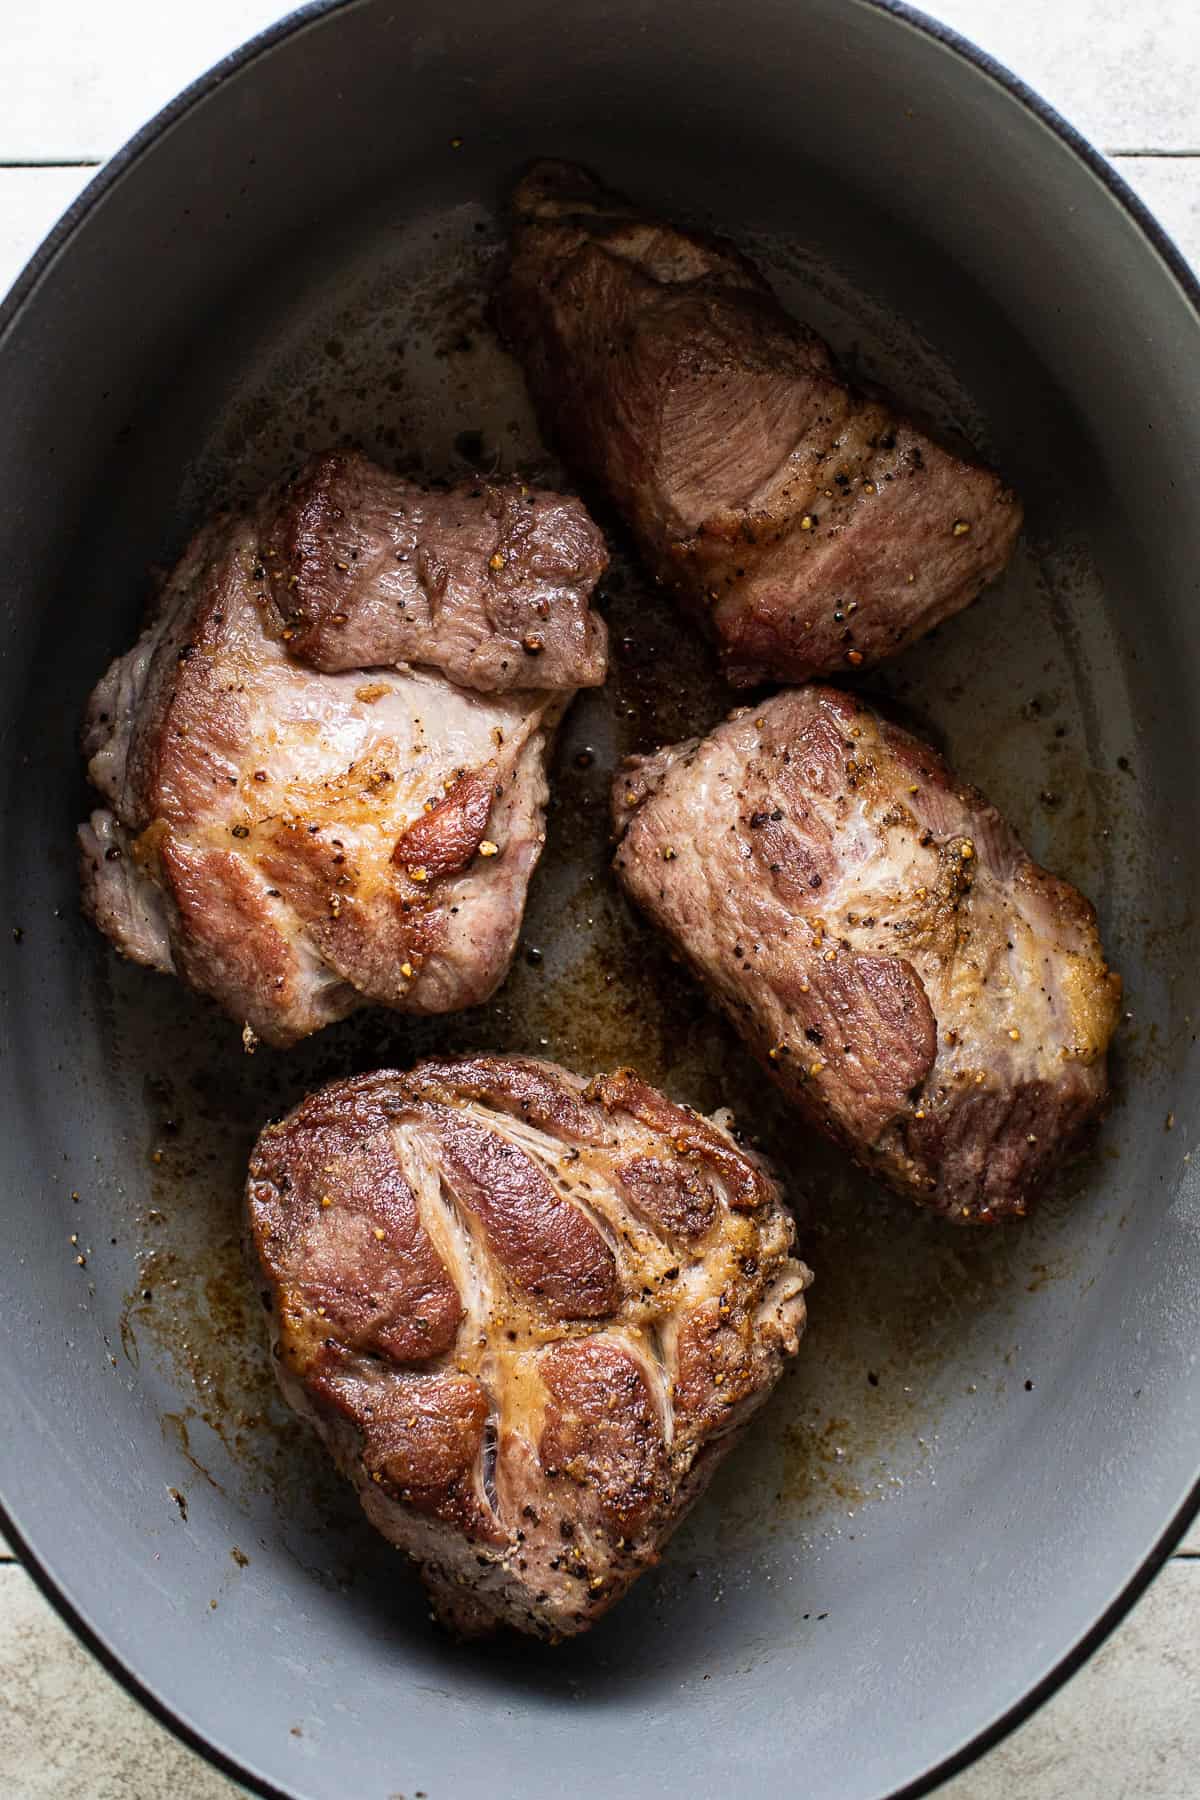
[247,1089,463,1369]
[588,1068,771,1210]
[539,1339,667,1538]
[617,1155,718,1241]
[392,766,496,879]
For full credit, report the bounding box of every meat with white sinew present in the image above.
[498,160,1022,688]
[247,1057,811,1637]
[79,451,608,1046]
[612,687,1121,1221]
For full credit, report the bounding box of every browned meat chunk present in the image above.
[612,688,1120,1221]
[498,161,1022,687]
[259,450,608,690]
[247,1057,811,1638]
[79,452,607,1046]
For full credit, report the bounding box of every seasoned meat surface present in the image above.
[247,1057,811,1638]
[499,160,1022,687]
[79,453,607,1046]
[613,688,1120,1221]
[259,450,608,690]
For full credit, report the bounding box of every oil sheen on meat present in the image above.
[247,1056,811,1637]
[498,160,1022,687]
[613,686,1121,1221]
[79,451,608,1046]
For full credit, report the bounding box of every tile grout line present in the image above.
[2,154,1200,173]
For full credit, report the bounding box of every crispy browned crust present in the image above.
[613,686,1121,1221]
[499,160,1021,687]
[260,449,609,690]
[247,1057,811,1638]
[79,452,609,1045]
[585,1068,775,1210]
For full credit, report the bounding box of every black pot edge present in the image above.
[1,2,1198,1797]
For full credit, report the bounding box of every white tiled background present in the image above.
[1,2,1198,1795]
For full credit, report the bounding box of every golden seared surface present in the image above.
[79,451,608,1045]
[247,1056,811,1638]
[614,686,1120,1220]
[499,159,1021,688]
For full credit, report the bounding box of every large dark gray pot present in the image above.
[2,3,1198,1797]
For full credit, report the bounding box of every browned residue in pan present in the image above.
[111,221,1140,1559]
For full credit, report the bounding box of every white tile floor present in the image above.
[1,3,1198,1796]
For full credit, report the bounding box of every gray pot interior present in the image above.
[1,3,1198,1797]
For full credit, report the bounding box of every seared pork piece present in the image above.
[613,688,1120,1221]
[258,450,608,690]
[247,1057,811,1638]
[498,161,1022,687]
[79,452,607,1046]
